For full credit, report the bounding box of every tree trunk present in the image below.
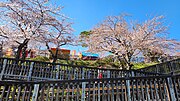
[52,47,59,63]
[117,56,127,70]
[0,44,3,57]
[45,42,59,63]
[21,44,28,60]
[52,57,57,63]
[15,39,30,60]
[118,54,133,70]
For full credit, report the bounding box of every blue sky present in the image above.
[55,0,180,53]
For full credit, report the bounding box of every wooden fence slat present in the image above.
[162,78,169,101]
[32,84,39,101]
[121,80,124,101]
[107,81,111,101]
[136,79,140,101]
[46,84,50,101]
[140,79,145,101]
[153,78,160,100]
[11,85,17,101]
[145,80,150,101]
[177,78,180,100]
[102,81,105,101]
[92,82,96,101]
[40,84,45,101]
[66,84,70,101]
[98,82,101,101]
[158,78,163,100]
[131,80,135,101]
[116,80,120,101]
[28,62,34,81]
[0,59,7,80]
[167,77,176,101]
[17,86,22,101]
[51,84,55,101]
[149,79,154,101]
[172,77,179,100]
[0,85,6,100]
[5,86,11,101]
[126,80,131,101]
[27,85,33,101]
[72,83,75,100]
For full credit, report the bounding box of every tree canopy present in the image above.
[79,15,180,69]
[0,0,74,61]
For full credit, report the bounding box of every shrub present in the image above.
[30,56,50,62]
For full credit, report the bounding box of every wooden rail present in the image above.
[0,74,180,101]
[139,58,180,74]
[0,58,161,81]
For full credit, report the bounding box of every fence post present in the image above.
[98,82,101,101]
[32,84,40,101]
[126,79,131,101]
[107,70,110,78]
[81,67,86,101]
[56,65,60,79]
[145,80,150,101]
[0,59,7,80]
[167,77,176,101]
[155,65,159,73]
[131,71,134,77]
[27,62,34,81]
[170,62,174,74]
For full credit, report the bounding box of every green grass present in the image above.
[132,62,158,69]
[28,56,160,70]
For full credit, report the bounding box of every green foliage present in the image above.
[3,55,14,58]
[30,56,50,62]
[57,59,119,68]
[57,59,91,66]
[57,59,70,64]
[74,60,91,66]
[29,55,159,70]
[79,31,91,47]
[80,31,91,36]
[132,62,158,69]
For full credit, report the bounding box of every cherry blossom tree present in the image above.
[0,0,74,61]
[36,22,74,63]
[0,26,13,57]
[82,15,179,70]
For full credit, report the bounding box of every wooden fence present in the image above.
[0,58,179,101]
[139,58,180,74]
[0,74,180,101]
[0,58,161,81]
